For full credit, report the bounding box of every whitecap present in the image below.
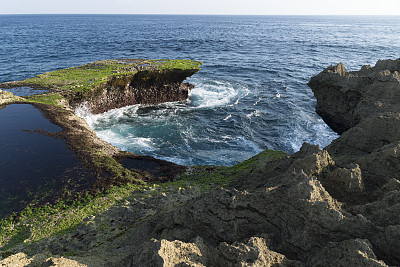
[223,114,232,121]
[246,110,261,119]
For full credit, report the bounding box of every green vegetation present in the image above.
[0,149,286,254]
[148,59,202,70]
[22,60,138,94]
[24,93,64,107]
[92,154,147,185]
[0,184,141,251]
[171,149,288,190]
[19,59,202,96]
[0,58,202,110]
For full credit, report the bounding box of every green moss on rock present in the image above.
[17,59,201,95]
[172,149,288,190]
[0,148,287,253]
[24,94,64,107]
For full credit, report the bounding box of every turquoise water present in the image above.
[1,15,400,165]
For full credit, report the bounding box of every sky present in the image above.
[1,0,400,15]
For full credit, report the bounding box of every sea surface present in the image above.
[1,15,399,166]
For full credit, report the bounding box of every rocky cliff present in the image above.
[0,59,202,114]
[2,59,400,266]
[84,69,196,114]
[308,59,400,134]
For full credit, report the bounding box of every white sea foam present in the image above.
[246,110,261,119]
[223,114,232,121]
[273,93,282,99]
[236,136,262,154]
[73,75,337,166]
[254,97,262,106]
[189,80,249,109]
[283,110,338,153]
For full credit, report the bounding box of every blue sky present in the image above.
[1,0,399,15]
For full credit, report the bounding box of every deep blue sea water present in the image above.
[1,15,399,166]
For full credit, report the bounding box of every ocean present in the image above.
[1,15,399,166]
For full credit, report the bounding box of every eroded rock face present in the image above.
[308,58,400,134]
[77,69,198,114]
[308,239,387,267]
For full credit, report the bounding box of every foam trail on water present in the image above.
[189,80,249,109]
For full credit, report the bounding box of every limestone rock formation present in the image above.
[0,59,202,114]
[2,59,400,266]
[308,58,400,134]
[0,89,22,106]
[84,69,197,114]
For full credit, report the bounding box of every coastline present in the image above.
[1,58,400,266]
[0,59,201,218]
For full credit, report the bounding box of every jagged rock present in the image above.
[328,113,400,155]
[0,59,202,114]
[349,184,400,227]
[319,164,365,205]
[371,225,400,266]
[308,58,400,134]
[307,239,387,266]
[214,236,300,267]
[149,152,377,262]
[290,147,334,176]
[122,236,300,267]
[84,71,196,114]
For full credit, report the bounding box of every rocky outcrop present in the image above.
[0,59,202,114]
[3,59,400,266]
[308,58,400,134]
[0,60,199,218]
[0,89,22,106]
[81,69,197,114]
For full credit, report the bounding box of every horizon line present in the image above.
[1,13,399,16]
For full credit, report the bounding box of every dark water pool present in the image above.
[1,86,50,96]
[0,104,94,217]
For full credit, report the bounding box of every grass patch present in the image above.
[22,60,136,91]
[92,154,147,185]
[0,184,142,251]
[24,94,63,107]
